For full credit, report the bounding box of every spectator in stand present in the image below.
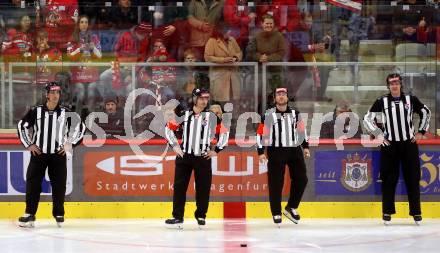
[392,1,427,43]
[320,100,362,139]
[97,94,125,138]
[176,48,210,110]
[325,0,366,62]
[247,14,287,92]
[67,15,102,115]
[36,0,79,50]
[223,0,257,51]
[347,7,375,62]
[114,22,151,63]
[392,0,436,43]
[0,1,35,59]
[187,0,225,60]
[0,0,35,28]
[147,39,177,87]
[2,14,34,65]
[107,0,138,30]
[33,30,62,86]
[139,38,177,107]
[99,22,152,105]
[255,0,301,33]
[144,1,190,61]
[204,25,243,105]
[285,12,332,101]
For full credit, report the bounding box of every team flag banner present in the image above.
[325,0,362,12]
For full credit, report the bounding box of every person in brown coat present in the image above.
[204,26,243,103]
[187,0,225,59]
[246,14,286,94]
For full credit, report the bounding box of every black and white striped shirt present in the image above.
[257,106,309,155]
[17,104,85,154]
[363,93,431,142]
[164,109,229,156]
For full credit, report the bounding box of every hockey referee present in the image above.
[257,87,310,226]
[164,88,229,229]
[16,82,85,227]
[364,73,430,225]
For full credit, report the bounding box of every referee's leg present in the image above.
[172,155,193,220]
[286,147,308,209]
[267,149,286,216]
[401,141,421,216]
[193,157,212,219]
[47,154,67,217]
[25,154,48,215]
[380,143,401,215]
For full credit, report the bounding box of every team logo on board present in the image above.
[340,153,372,192]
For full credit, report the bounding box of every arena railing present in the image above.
[261,61,438,109]
[1,60,439,136]
[0,61,259,129]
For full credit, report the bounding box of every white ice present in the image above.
[1,219,439,253]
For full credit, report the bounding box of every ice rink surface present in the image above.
[1,219,439,253]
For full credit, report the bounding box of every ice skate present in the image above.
[273,215,282,228]
[383,214,391,226]
[18,214,35,228]
[283,207,300,224]
[55,216,64,228]
[165,218,183,229]
[196,218,206,229]
[413,215,422,226]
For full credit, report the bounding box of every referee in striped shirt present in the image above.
[164,88,229,228]
[16,82,85,227]
[364,73,430,225]
[257,87,310,225]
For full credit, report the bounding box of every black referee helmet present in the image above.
[192,88,210,106]
[386,73,403,89]
[44,81,62,93]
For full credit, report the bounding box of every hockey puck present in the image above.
[240,243,247,247]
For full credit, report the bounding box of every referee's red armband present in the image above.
[167,121,179,131]
[256,123,270,136]
[216,123,228,134]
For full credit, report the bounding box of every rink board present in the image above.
[1,202,440,219]
[1,139,440,218]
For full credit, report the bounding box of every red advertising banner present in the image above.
[84,151,292,197]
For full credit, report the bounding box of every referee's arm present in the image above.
[256,114,267,155]
[363,98,384,137]
[411,96,431,135]
[17,108,36,148]
[296,112,309,149]
[66,112,86,146]
[214,116,229,153]
[164,120,180,148]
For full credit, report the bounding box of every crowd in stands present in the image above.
[0,0,439,137]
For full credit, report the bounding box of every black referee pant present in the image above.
[172,154,212,220]
[380,140,421,216]
[25,153,67,217]
[267,147,308,216]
